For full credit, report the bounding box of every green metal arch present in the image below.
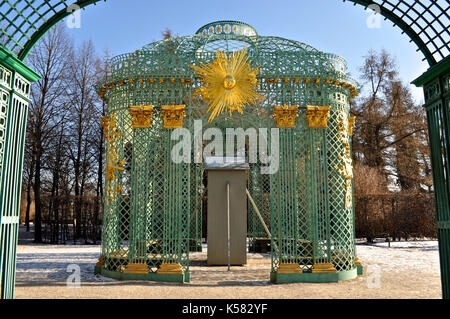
[17,0,105,60]
[0,1,449,66]
[344,0,449,66]
[0,0,105,60]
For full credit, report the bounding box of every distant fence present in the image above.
[40,195,102,244]
[354,193,437,242]
[38,193,437,244]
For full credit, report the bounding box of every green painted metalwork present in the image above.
[0,0,448,297]
[413,56,450,299]
[100,81,191,282]
[0,61,30,299]
[345,0,449,65]
[0,46,40,82]
[271,268,357,283]
[96,21,359,282]
[0,0,105,59]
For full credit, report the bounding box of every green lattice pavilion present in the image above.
[95,21,361,283]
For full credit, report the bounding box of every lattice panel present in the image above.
[248,163,271,241]
[327,103,355,271]
[101,83,193,274]
[0,1,103,59]
[269,81,356,273]
[102,107,130,272]
[188,161,203,252]
[347,0,449,64]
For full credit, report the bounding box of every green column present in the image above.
[270,105,300,272]
[308,127,330,265]
[125,105,154,274]
[129,124,151,263]
[163,132,179,264]
[157,105,188,281]
[413,57,450,299]
[0,48,39,299]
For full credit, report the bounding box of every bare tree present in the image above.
[161,27,174,40]
[22,131,35,232]
[45,113,71,242]
[352,49,398,170]
[26,23,73,242]
[94,49,112,226]
[65,39,102,240]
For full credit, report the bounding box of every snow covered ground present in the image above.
[14,239,442,299]
[355,240,440,274]
[15,244,113,283]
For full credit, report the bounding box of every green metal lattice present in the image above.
[347,0,449,65]
[0,0,104,59]
[0,62,30,298]
[413,57,450,298]
[96,21,360,283]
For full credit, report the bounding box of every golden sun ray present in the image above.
[190,47,264,122]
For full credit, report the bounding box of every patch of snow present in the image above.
[15,240,441,284]
[16,244,116,283]
[355,240,440,274]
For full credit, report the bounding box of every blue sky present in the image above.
[66,0,429,102]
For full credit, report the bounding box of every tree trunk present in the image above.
[25,178,33,232]
[33,156,42,243]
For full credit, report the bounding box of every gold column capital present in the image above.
[161,104,187,129]
[305,105,331,128]
[128,105,154,128]
[272,104,299,128]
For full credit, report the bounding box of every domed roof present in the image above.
[195,21,258,37]
[103,21,355,90]
[138,20,319,55]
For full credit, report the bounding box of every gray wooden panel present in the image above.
[207,170,247,265]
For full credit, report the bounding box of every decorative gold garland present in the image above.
[334,112,354,209]
[102,113,124,202]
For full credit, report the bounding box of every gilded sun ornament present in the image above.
[190,47,264,122]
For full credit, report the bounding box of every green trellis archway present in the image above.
[0,0,449,299]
